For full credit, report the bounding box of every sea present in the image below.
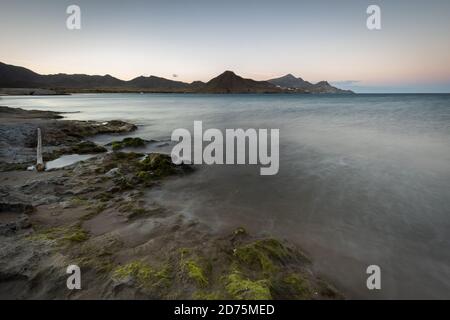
[2,93,450,299]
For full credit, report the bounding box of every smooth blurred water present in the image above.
[45,153,98,170]
[2,93,450,299]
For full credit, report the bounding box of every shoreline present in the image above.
[0,88,356,96]
[0,106,342,299]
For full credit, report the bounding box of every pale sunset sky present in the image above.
[1,0,449,92]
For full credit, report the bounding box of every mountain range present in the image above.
[0,62,353,94]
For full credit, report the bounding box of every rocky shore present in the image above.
[0,88,68,96]
[0,106,341,299]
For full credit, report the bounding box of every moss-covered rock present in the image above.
[234,238,289,274]
[282,273,313,299]
[71,141,107,154]
[58,120,137,138]
[110,151,144,161]
[136,171,151,181]
[110,137,147,151]
[225,270,272,300]
[183,259,209,287]
[95,152,141,174]
[63,228,89,242]
[113,176,135,192]
[97,152,190,187]
[113,261,154,284]
[74,236,124,274]
[193,291,224,300]
[31,225,89,244]
[139,153,176,178]
[82,202,107,221]
[129,208,149,219]
[70,196,89,207]
[112,261,172,290]
[233,227,247,237]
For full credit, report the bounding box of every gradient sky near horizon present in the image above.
[1,0,450,93]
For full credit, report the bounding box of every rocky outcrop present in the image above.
[0,202,33,236]
[0,107,136,170]
[268,74,354,94]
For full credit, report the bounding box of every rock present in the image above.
[105,186,119,193]
[0,106,62,119]
[107,137,148,151]
[0,202,33,236]
[0,107,136,167]
[0,215,31,236]
[139,153,192,178]
[0,202,34,214]
[105,168,121,178]
[32,195,60,206]
[55,120,137,139]
[0,162,31,172]
[60,200,73,209]
[73,186,99,195]
[68,141,107,154]
[44,141,107,162]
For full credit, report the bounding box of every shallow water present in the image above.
[45,154,99,170]
[2,93,450,299]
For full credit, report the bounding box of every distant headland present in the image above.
[0,62,353,95]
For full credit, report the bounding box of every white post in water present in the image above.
[36,128,45,172]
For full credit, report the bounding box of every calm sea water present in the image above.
[2,93,450,299]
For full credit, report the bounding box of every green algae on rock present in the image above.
[225,270,272,300]
[109,137,148,151]
[30,225,89,244]
[234,238,290,274]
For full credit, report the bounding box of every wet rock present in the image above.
[0,107,136,167]
[105,168,121,178]
[44,141,107,161]
[60,200,74,209]
[139,153,192,178]
[0,202,33,236]
[0,106,62,119]
[32,195,61,206]
[107,137,148,151]
[0,203,34,214]
[0,235,67,299]
[0,162,31,172]
[0,215,31,236]
[54,120,137,140]
[73,186,100,195]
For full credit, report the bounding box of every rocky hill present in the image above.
[268,74,353,94]
[0,62,353,94]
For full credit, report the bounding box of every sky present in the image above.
[1,0,450,93]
